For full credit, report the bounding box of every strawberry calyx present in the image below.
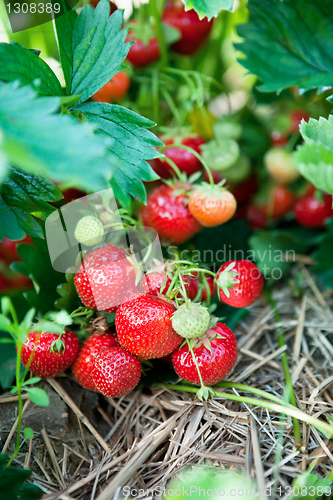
[215,262,239,298]
[127,20,157,47]
[50,336,66,354]
[159,126,198,144]
[191,181,228,201]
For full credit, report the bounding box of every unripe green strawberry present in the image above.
[74,216,104,247]
[172,301,210,338]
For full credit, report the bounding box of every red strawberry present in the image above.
[216,260,264,308]
[172,322,237,386]
[258,184,294,219]
[184,272,215,301]
[153,135,205,178]
[91,71,130,103]
[246,205,268,229]
[0,235,32,263]
[289,110,310,134]
[74,245,137,313]
[115,293,182,360]
[162,2,213,56]
[21,330,80,378]
[294,187,333,228]
[72,333,118,391]
[141,184,201,244]
[92,347,141,397]
[141,272,172,296]
[126,25,160,67]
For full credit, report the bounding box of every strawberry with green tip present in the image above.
[216,260,264,308]
[188,182,237,227]
[92,347,142,397]
[172,322,237,386]
[21,330,80,379]
[74,216,104,247]
[172,301,210,338]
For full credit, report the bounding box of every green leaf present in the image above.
[236,0,333,93]
[0,333,16,389]
[19,308,36,334]
[62,0,131,104]
[22,377,41,386]
[0,42,62,97]
[26,387,50,407]
[249,228,314,279]
[12,236,66,314]
[75,102,162,203]
[0,454,43,500]
[312,220,333,287]
[0,82,115,193]
[55,272,81,313]
[54,3,77,94]
[295,115,333,194]
[182,0,234,20]
[23,427,34,440]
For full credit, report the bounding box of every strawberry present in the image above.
[294,186,333,228]
[141,183,201,244]
[91,70,130,103]
[172,301,210,338]
[21,330,80,378]
[162,1,213,56]
[171,322,237,386]
[216,260,264,308]
[115,293,182,360]
[153,134,205,178]
[126,23,160,67]
[72,332,118,391]
[188,183,237,227]
[184,272,215,301]
[74,216,104,247]
[141,272,172,296]
[92,347,142,397]
[264,148,300,184]
[289,110,310,135]
[74,245,137,313]
[258,184,294,219]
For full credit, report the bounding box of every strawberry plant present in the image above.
[1,0,333,496]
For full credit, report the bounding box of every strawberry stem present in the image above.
[157,383,333,438]
[186,339,206,391]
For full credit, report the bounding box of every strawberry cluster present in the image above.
[20,237,265,400]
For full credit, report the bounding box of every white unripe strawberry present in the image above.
[74,216,104,247]
[172,301,210,339]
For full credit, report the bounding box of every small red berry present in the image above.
[294,188,333,228]
[216,260,264,308]
[115,293,182,360]
[72,333,118,391]
[21,330,80,378]
[91,71,130,103]
[172,322,237,386]
[92,347,142,397]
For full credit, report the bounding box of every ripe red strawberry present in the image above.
[153,135,205,178]
[294,186,333,228]
[188,183,237,227]
[91,70,130,103]
[216,260,264,308]
[162,2,213,56]
[184,272,215,301]
[0,235,32,263]
[141,184,201,244]
[72,333,119,391]
[126,24,160,67]
[141,272,172,296]
[92,347,142,397]
[21,330,80,378]
[115,293,182,360]
[289,110,310,134]
[258,184,294,219]
[172,322,237,386]
[74,245,137,313]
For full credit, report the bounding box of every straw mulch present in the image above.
[1,263,333,499]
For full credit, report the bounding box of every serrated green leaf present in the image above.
[0,41,62,97]
[76,102,162,203]
[26,387,50,407]
[67,1,131,104]
[183,0,234,20]
[55,274,80,313]
[236,0,333,93]
[0,82,116,193]
[55,3,77,94]
[295,116,333,194]
[0,455,43,500]
[0,196,43,241]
